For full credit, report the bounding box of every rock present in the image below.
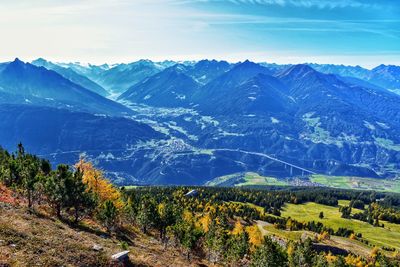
[92,244,103,251]
[111,250,129,262]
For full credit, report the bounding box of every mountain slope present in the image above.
[184,59,232,84]
[200,73,293,115]
[0,59,132,116]
[118,65,200,107]
[191,60,272,106]
[31,58,109,96]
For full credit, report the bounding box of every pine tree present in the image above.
[45,165,70,218]
[98,200,118,232]
[137,195,157,233]
[64,168,96,223]
[250,236,288,267]
[319,211,324,219]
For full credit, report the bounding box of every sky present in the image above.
[0,0,399,68]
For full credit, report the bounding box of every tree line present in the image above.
[1,144,400,266]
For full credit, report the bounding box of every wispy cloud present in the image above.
[173,0,378,9]
[0,0,398,66]
[233,0,375,9]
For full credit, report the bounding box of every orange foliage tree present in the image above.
[75,158,122,208]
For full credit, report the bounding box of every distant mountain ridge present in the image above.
[0,58,132,116]
[1,57,400,185]
[31,58,109,96]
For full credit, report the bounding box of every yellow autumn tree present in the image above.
[232,219,244,235]
[198,213,211,232]
[325,252,336,264]
[318,231,330,241]
[369,247,380,262]
[345,254,365,267]
[246,224,263,249]
[75,158,122,208]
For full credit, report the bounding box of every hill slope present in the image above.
[0,201,206,266]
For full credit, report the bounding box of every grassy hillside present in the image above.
[281,202,400,250]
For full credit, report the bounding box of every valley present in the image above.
[0,58,400,188]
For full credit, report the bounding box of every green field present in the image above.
[206,172,288,187]
[207,172,400,193]
[310,175,400,193]
[281,202,400,250]
[236,172,287,186]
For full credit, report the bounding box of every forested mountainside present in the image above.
[0,58,399,185]
[1,146,400,266]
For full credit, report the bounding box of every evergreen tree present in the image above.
[251,236,288,267]
[288,238,314,267]
[98,200,119,232]
[137,195,157,233]
[226,231,250,264]
[45,165,70,218]
[64,168,96,223]
[21,158,40,210]
[155,201,177,242]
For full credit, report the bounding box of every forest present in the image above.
[1,144,400,266]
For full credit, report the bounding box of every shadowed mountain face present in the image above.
[0,59,132,116]
[1,58,400,185]
[0,104,163,153]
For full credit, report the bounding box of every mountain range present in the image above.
[0,57,399,185]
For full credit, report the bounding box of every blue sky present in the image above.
[0,0,399,68]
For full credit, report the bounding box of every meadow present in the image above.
[310,175,400,193]
[280,201,400,250]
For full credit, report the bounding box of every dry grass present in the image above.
[0,202,211,267]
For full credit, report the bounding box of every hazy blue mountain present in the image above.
[191,60,271,104]
[92,60,165,95]
[309,63,400,93]
[309,63,370,80]
[259,62,292,74]
[31,58,109,96]
[0,62,8,72]
[0,59,132,116]
[370,64,400,91]
[335,75,387,93]
[58,62,111,81]
[184,59,232,84]
[118,65,200,107]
